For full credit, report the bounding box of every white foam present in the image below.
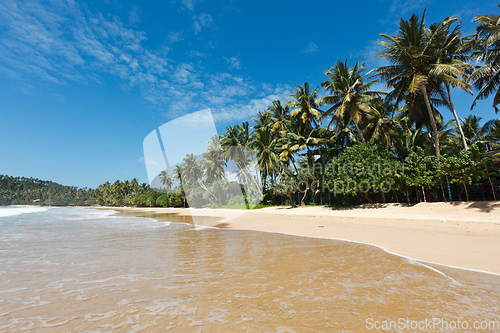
[151,222,171,228]
[193,224,217,231]
[0,207,48,217]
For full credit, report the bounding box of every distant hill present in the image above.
[0,175,93,206]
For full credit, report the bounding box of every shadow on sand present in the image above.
[461,201,500,213]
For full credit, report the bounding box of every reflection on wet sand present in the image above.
[1,211,499,332]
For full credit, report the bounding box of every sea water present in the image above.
[0,207,499,332]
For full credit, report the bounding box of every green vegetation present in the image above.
[2,8,500,208]
[0,175,93,206]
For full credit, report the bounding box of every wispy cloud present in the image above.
[0,0,286,125]
[303,41,319,53]
[390,0,431,15]
[138,157,158,165]
[188,50,207,57]
[224,56,241,70]
[181,0,202,12]
[167,31,183,44]
[193,13,213,34]
[129,5,141,24]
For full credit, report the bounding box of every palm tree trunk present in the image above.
[306,147,314,165]
[440,182,447,202]
[484,161,497,201]
[421,85,440,157]
[351,112,366,143]
[445,83,468,150]
[421,185,427,202]
[301,188,308,206]
[463,183,469,201]
[290,157,299,174]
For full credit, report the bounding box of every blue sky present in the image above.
[0,0,498,188]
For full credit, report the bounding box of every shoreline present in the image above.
[94,201,500,275]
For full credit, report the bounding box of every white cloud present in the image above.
[390,0,431,15]
[188,50,207,57]
[213,85,293,123]
[167,31,183,44]
[129,6,141,24]
[224,56,241,70]
[303,41,319,53]
[181,0,202,12]
[193,13,213,34]
[0,0,289,126]
[138,157,158,166]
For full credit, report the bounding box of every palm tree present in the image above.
[179,154,203,183]
[201,145,226,182]
[286,82,322,131]
[461,115,494,147]
[267,100,290,137]
[370,12,461,157]
[317,59,381,143]
[250,127,280,187]
[490,119,500,142]
[220,125,244,162]
[429,18,473,150]
[279,129,320,166]
[251,111,273,131]
[159,170,173,190]
[469,5,500,113]
[361,98,401,149]
[436,119,458,151]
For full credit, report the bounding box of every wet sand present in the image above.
[103,201,500,275]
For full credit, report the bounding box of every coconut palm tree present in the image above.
[490,119,500,142]
[429,17,473,150]
[460,115,494,147]
[361,98,401,149]
[469,5,500,113]
[250,127,280,187]
[267,100,290,137]
[251,111,273,131]
[317,59,381,143]
[179,154,203,184]
[286,82,322,131]
[370,12,461,157]
[201,148,226,182]
[436,119,458,151]
[220,125,245,162]
[159,170,173,190]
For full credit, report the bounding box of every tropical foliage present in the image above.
[3,8,500,208]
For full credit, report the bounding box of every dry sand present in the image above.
[97,201,500,275]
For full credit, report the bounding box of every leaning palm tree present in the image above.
[317,59,381,143]
[370,12,460,157]
[469,5,500,113]
[429,18,473,150]
[461,115,494,147]
[286,82,322,131]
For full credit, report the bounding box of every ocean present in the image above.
[0,206,499,332]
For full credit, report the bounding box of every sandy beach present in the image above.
[101,201,500,275]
